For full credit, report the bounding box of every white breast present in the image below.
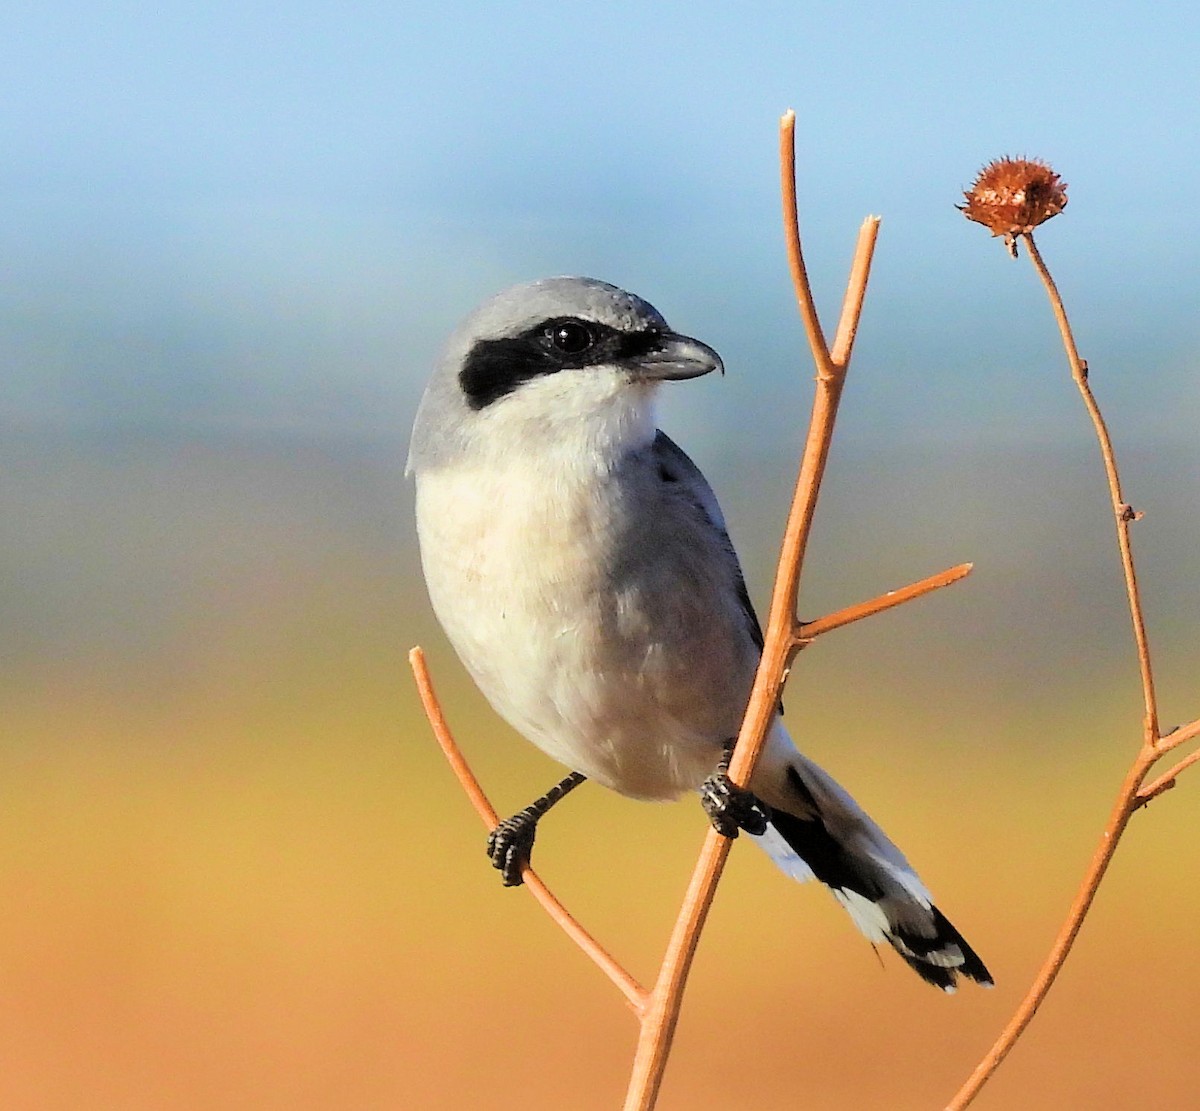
[415,453,741,800]
[412,367,754,799]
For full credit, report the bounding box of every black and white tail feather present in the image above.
[751,737,992,992]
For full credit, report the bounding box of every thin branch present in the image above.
[946,750,1156,1110]
[409,647,648,1013]
[1156,715,1200,755]
[947,228,1195,1109]
[1136,742,1200,808]
[410,646,502,829]
[1023,234,1159,742]
[623,112,959,1111]
[779,109,833,377]
[621,828,734,1111]
[829,215,881,368]
[796,562,973,644]
[622,113,879,1111]
[759,197,882,672]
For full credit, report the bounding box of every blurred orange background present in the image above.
[2,426,1197,1109]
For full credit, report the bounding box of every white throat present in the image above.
[470,366,659,474]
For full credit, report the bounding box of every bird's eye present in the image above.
[546,320,594,355]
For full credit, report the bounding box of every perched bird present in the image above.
[408,277,991,991]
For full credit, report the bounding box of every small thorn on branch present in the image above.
[1135,747,1200,812]
[1133,778,1176,810]
[1155,717,1200,755]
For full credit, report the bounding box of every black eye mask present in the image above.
[458,317,664,410]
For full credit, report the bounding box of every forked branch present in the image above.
[947,205,1200,1107]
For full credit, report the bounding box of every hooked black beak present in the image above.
[630,331,724,381]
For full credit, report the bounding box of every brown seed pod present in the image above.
[960,157,1068,255]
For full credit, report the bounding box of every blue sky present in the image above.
[4,1,1198,449]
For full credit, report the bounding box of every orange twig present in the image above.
[409,647,648,1013]
[1131,715,1200,807]
[1023,234,1159,741]
[622,112,969,1111]
[946,230,1200,1109]
[947,750,1156,1109]
[796,562,973,644]
[1136,742,1200,808]
[621,117,880,1111]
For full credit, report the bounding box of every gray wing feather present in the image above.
[652,431,765,653]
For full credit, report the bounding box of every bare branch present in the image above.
[622,111,880,1111]
[796,562,973,644]
[1022,233,1159,741]
[948,225,1196,1108]
[946,750,1156,1110]
[1136,744,1200,807]
[623,111,967,1111]
[779,109,833,376]
[409,647,648,1013]
[1155,715,1200,755]
[758,212,880,667]
[829,216,881,368]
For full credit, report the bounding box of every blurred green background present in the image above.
[3,3,1199,1108]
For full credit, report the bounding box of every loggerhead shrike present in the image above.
[408,277,991,991]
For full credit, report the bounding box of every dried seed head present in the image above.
[960,157,1068,255]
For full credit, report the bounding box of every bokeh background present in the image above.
[3,3,1198,1108]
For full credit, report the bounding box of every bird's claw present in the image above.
[487,813,538,886]
[699,772,770,838]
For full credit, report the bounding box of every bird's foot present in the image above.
[699,773,770,838]
[485,772,587,887]
[487,813,538,887]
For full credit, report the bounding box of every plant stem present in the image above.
[409,647,648,1012]
[947,227,1175,1109]
[1022,233,1159,743]
[945,750,1155,1110]
[621,110,880,1111]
